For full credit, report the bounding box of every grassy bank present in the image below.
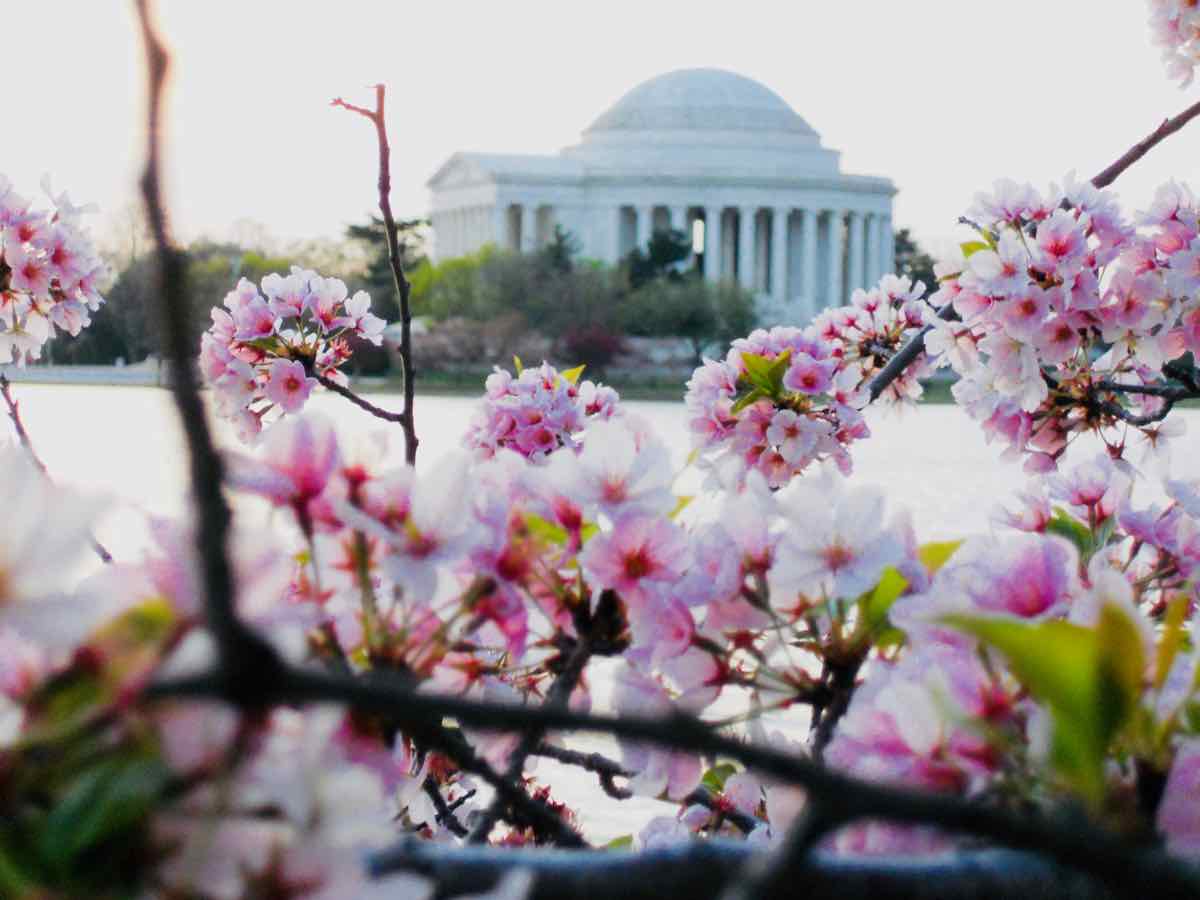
[351,370,962,404]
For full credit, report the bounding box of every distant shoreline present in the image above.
[0,364,965,404]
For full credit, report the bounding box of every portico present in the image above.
[428,69,897,325]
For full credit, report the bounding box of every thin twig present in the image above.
[468,635,595,843]
[718,803,840,900]
[424,777,469,838]
[333,87,419,465]
[682,786,762,836]
[532,744,633,800]
[314,372,405,424]
[0,372,113,563]
[868,96,1200,403]
[1090,97,1200,189]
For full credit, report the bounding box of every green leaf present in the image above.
[862,566,909,636]
[602,834,633,851]
[1155,595,1191,690]
[700,762,737,793]
[524,513,569,546]
[731,386,768,415]
[1046,507,1094,560]
[765,349,792,391]
[560,364,586,385]
[739,352,780,394]
[944,611,1144,805]
[669,495,694,520]
[40,755,169,868]
[513,355,523,374]
[960,240,990,258]
[918,540,962,574]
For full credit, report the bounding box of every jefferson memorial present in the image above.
[427,68,896,324]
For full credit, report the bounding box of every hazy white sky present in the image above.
[9,1,1200,252]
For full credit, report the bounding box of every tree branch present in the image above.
[468,634,595,843]
[146,664,1200,895]
[868,97,1200,403]
[423,777,469,838]
[314,373,405,424]
[134,0,286,699]
[1090,97,1200,190]
[333,86,419,465]
[367,840,1133,900]
[531,743,633,800]
[0,372,112,563]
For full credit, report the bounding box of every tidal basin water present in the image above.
[10,383,1200,842]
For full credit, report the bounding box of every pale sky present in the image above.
[9,1,1200,254]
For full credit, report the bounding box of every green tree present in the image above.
[622,228,693,291]
[345,215,427,321]
[620,276,757,364]
[894,227,938,295]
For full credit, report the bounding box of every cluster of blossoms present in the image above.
[684,283,933,488]
[812,274,935,403]
[6,345,1200,895]
[824,452,1200,854]
[462,361,620,460]
[199,268,386,442]
[0,175,107,365]
[926,175,1200,471]
[1149,0,1200,85]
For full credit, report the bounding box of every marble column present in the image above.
[670,205,688,235]
[637,205,654,251]
[848,211,866,295]
[800,209,817,317]
[609,206,623,263]
[738,206,756,291]
[490,206,505,250]
[865,214,881,285]
[826,210,844,308]
[882,216,895,276]
[704,206,722,281]
[771,207,789,301]
[521,204,538,253]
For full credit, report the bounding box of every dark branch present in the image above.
[423,777,469,838]
[134,0,286,698]
[531,744,633,800]
[314,373,405,423]
[147,664,1200,895]
[367,840,1136,900]
[334,85,419,465]
[1090,97,1200,189]
[468,634,595,843]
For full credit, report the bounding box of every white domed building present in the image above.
[426,68,895,324]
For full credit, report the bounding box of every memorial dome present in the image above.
[585,68,819,138]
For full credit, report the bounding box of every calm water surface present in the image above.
[9,384,1199,841]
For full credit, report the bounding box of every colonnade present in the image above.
[433,201,896,313]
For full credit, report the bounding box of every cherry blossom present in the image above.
[199,267,387,440]
[0,175,107,365]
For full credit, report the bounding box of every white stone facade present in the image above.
[427,69,896,325]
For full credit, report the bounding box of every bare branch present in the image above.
[0,373,112,563]
[532,744,633,800]
[314,372,406,424]
[423,777,469,838]
[1090,97,1200,189]
[468,634,595,843]
[367,840,1139,900]
[134,0,285,695]
[334,85,419,465]
[147,664,1200,895]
